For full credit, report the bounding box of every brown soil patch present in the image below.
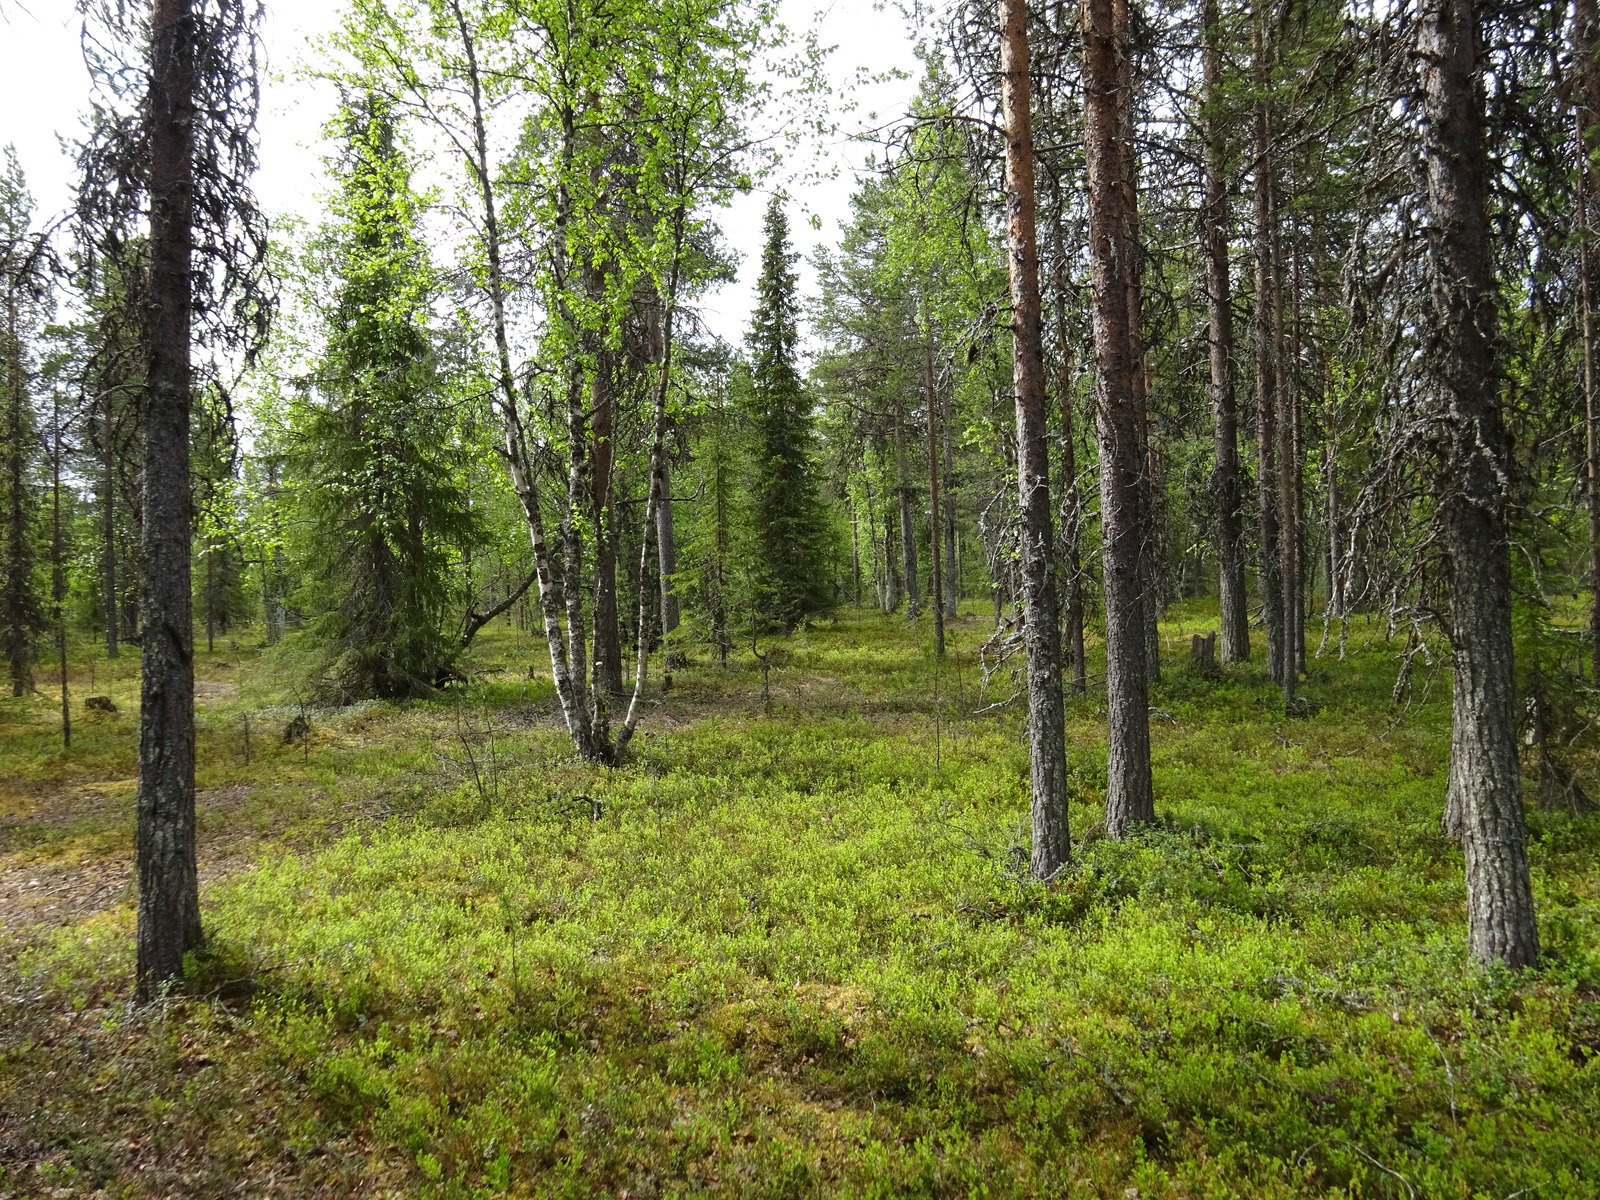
[0,785,261,934]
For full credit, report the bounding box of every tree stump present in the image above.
[1190,631,1218,673]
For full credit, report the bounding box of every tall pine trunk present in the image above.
[1112,0,1161,684]
[1202,0,1248,663]
[1575,0,1600,681]
[1289,250,1308,677]
[1081,0,1154,835]
[136,0,203,997]
[1420,0,1538,968]
[1253,12,1286,689]
[1274,205,1297,707]
[1000,0,1071,877]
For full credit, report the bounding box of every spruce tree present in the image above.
[0,148,46,698]
[745,198,830,629]
[291,97,477,701]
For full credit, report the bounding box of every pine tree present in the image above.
[291,97,478,701]
[1420,0,1538,967]
[746,198,830,629]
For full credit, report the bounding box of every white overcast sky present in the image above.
[0,0,924,348]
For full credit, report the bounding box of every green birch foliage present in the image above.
[290,98,479,701]
[747,197,831,629]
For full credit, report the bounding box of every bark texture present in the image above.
[1419,0,1538,968]
[136,0,203,997]
[1276,223,1298,709]
[1000,0,1071,878]
[942,405,959,621]
[1202,0,1248,664]
[656,454,681,661]
[101,404,119,658]
[454,7,598,762]
[1575,0,1600,681]
[1081,0,1154,835]
[591,343,624,696]
[3,285,33,697]
[1055,339,1088,694]
[896,402,921,620]
[924,324,945,656]
[1253,15,1286,689]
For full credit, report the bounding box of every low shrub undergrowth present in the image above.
[2,607,1596,1198]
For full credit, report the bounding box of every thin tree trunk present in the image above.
[1323,436,1344,651]
[1575,0,1600,681]
[1081,0,1154,836]
[865,473,887,610]
[850,489,862,607]
[1050,211,1088,694]
[657,453,681,663]
[899,483,919,618]
[4,288,31,697]
[713,442,730,664]
[101,400,119,658]
[1253,11,1286,688]
[1421,0,1538,968]
[268,545,285,643]
[52,391,69,749]
[1291,248,1309,676]
[450,0,597,759]
[1058,382,1087,696]
[205,549,216,654]
[614,235,688,758]
[895,401,921,619]
[1290,253,1308,677]
[1139,399,1161,680]
[591,346,624,695]
[136,0,202,997]
[1202,0,1248,663]
[561,362,594,733]
[924,320,945,656]
[943,405,959,620]
[1001,0,1071,877]
[1274,203,1297,708]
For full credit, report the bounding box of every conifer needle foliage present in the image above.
[290,97,480,703]
[747,198,832,631]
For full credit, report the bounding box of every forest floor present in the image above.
[1,604,1598,1199]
